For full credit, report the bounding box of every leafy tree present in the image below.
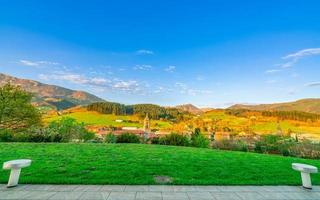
[190,128,209,148]
[159,133,190,146]
[0,84,41,131]
[104,133,117,143]
[49,117,94,142]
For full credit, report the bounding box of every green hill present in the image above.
[229,98,320,114]
[0,143,319,185]
[0,73,105,110]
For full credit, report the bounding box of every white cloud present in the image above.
[174,82,213,96]
[133,65,153,71]
[91,78,111,85]
[265,69,281,74]
[175,82,188,90]
[39,71,142,93]
[112,80,139,91]
[136,49,154,55]
[165,65,176,72]
[305,82,320,87]
[19,60,40,67]
[196,75,205,81]
[19,60,59,67]
[280,48,320,68]
[283,48,320,60]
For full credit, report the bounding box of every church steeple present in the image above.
[143,113,150,132]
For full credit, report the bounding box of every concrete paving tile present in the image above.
[162,192,189,200]
[194,186,221,192]
[235,192,265,200]
[22,191,57,200]
[100,185,126,192]
[173,186,199,192]
[187,192,215,200]
[124,186,149,192]
[135,192,162,200]
[262,186,303,192]
[107,192,136,200]
[48,185,80,192]
[219,186,267,192]
[48,191,84,200]
[258,191,291,200]
[312,186,320,192]
[74,185,103,192]
[0,191,31,200]
[78,192,110,200]
[24,185,56,191]
[0,184,29,191]
[0,185,6,191]
[210,192,242,200]
[149,186,175,192]
[283,192,320,200]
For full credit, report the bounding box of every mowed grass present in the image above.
[0,143,319,185]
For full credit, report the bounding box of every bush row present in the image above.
[212,135,320,159]
[0,117,95,143]
[104,131,210,148]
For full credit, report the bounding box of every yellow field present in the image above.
[44,107,320,140]
[202,110,320,140]
[44,108,173,130]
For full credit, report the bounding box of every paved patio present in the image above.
[0,184,320,200]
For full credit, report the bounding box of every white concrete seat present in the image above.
[3,159,32,188]
[292,163,318,189]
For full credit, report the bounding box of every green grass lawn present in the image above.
[0,143,319,185]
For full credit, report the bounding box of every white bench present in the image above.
[292,163,318,189]
[3,159,32,188]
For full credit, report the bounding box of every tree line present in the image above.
[225,109,320,122]
[261,110,320,122]
[87,102,191,120]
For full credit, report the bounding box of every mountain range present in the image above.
[175,104,204,115]
[0,73,105,110]
[228,99,320,114]
[1,73,320,114]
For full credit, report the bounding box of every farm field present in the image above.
[44,109,173,130]
[43,107,320,140]
[202,110,320,140]
[0,143,319,185]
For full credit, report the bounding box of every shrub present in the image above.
[288,140,320,159]
[159,133,190,146]
[13,127,62,142]
[116,133,140,143]
[254,141,266,153]
[0,129,14,142]
[49,117,94,142]
[212,139,248,152]
[150,137,160,144]
[105,133,117,143]
[190,131,209,148]
[234,140,249,152]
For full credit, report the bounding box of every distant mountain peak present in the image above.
[0,73,105,110]
[175,104,203,115]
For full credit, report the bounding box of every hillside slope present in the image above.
[229,99,320,114]
[175,104,203,115]
[0,73,105,110]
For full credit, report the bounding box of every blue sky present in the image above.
[1,0,320,107]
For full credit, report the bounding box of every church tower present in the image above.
[143,113,150,132]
